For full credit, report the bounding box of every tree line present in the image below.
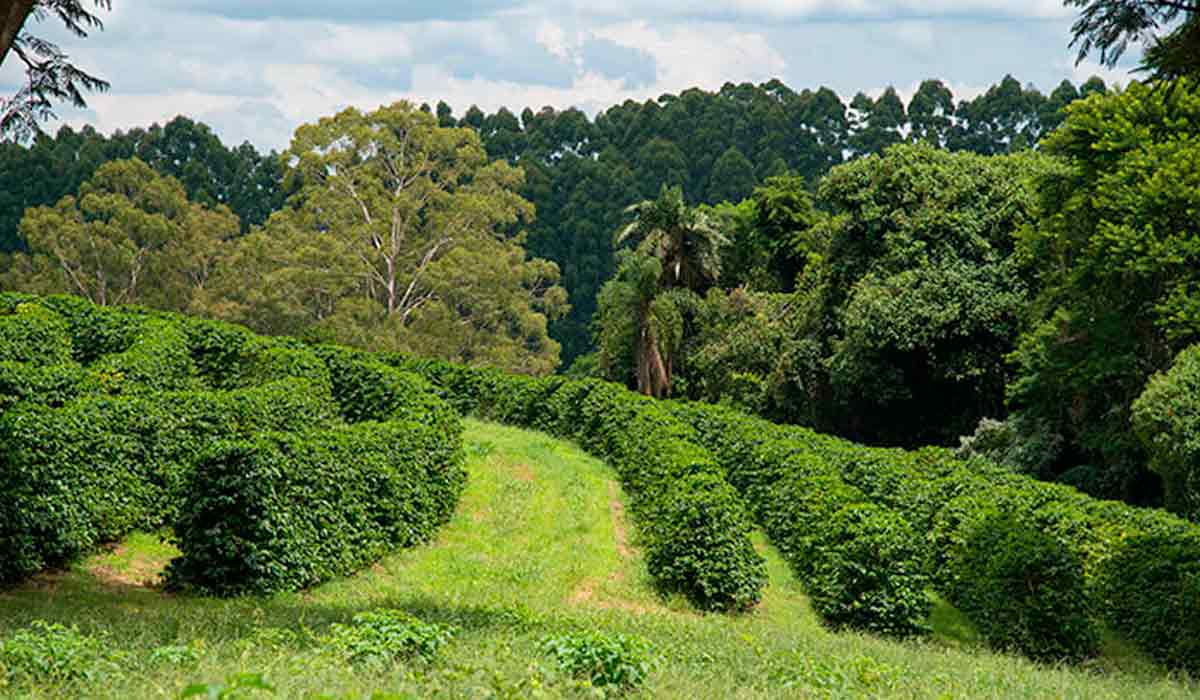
[0,74,1109,363]
[1,104,568,374]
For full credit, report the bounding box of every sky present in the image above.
[2,1,1140,152]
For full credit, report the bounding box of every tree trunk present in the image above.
[0,1,35,68]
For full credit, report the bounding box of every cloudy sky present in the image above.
[2,1,1139,151]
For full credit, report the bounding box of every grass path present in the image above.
[0,420,1195,698]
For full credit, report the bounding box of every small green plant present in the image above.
[324,610,455,665]
[539,632,652,691]
[0,620,116,685]
[181,673,274,699]
[148,644,201,667]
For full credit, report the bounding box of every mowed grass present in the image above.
[0,419,1195,699]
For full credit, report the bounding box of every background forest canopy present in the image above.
[1,73,1107,355]
[8,69,1200,523]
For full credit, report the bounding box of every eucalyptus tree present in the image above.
[1,157,240,310]
[199,101,568,374]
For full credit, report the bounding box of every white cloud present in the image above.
[1063,58,1135,90]
[19,0,1141,151]
[592,20,785,94]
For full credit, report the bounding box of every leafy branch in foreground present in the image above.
[0,1,112,142]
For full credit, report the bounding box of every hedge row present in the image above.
[0,378,339,583]
[165,418,466,595]
[0,293,142,365]
[0,362,92,412]
[0,295,469,596]
[88,318,200,394]
[667,403,931,637]
[673,401,1200,671]
[384,357,767,612]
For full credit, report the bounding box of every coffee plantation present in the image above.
[2,292,1200,698]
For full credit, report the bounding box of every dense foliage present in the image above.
[462,76,1104,363]
[166,419,465,596]
[594,145,1059,449]
[1133,345,1200,521]
[0,76,1105,366]
[1000,79,1200,504]
[1,109,568,376]
[942,510,1099,662]
[2,158,240,312]
[0,117,283,251]
[195,102,568,374]
[0,293,463,594]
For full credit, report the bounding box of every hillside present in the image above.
[0,419,1194,699]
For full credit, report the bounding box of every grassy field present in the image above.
[0,419,1195,699]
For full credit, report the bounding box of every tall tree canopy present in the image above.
[197,101,568,375]
[0,117,284,253]
[1002,79,1200,503]
[444,75,1102,364]
[0,0,111,142]
[0,157,239,310]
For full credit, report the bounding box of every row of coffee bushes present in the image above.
[382,356,767,612]
[0,378,338,583]
[0,295,465,597]
[673,401,1200,672]
[163,346,465,595]
[166,419,465,595]
[666,402,931,637]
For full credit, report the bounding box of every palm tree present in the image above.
[599,186,725,397]
[616,185,728,292]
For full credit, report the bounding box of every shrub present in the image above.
[0,361,92,412]
[807,503,932,638]
[1,293,143,364]
[645,472,767,611]
[319,346,455,432]
[166,418,465,595]
[0,303,72,365]
[0,621,116,686]
[541,378,600,438]
[1133,344,1200,522]
[945,510,1099,662]
[176,316,259,390]
[89,318,199,394]
[539,632,652,690]
[491,374,564,429]
[324,610,455,665]
[1095,527,1200,674]
[242,343,331,391]
[759,467,863,577]
[0,379,339,583]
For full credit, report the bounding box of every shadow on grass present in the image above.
[0,567,550,653]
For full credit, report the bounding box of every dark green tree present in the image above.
[1006,79,1200,503]
[705,145,757,205]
